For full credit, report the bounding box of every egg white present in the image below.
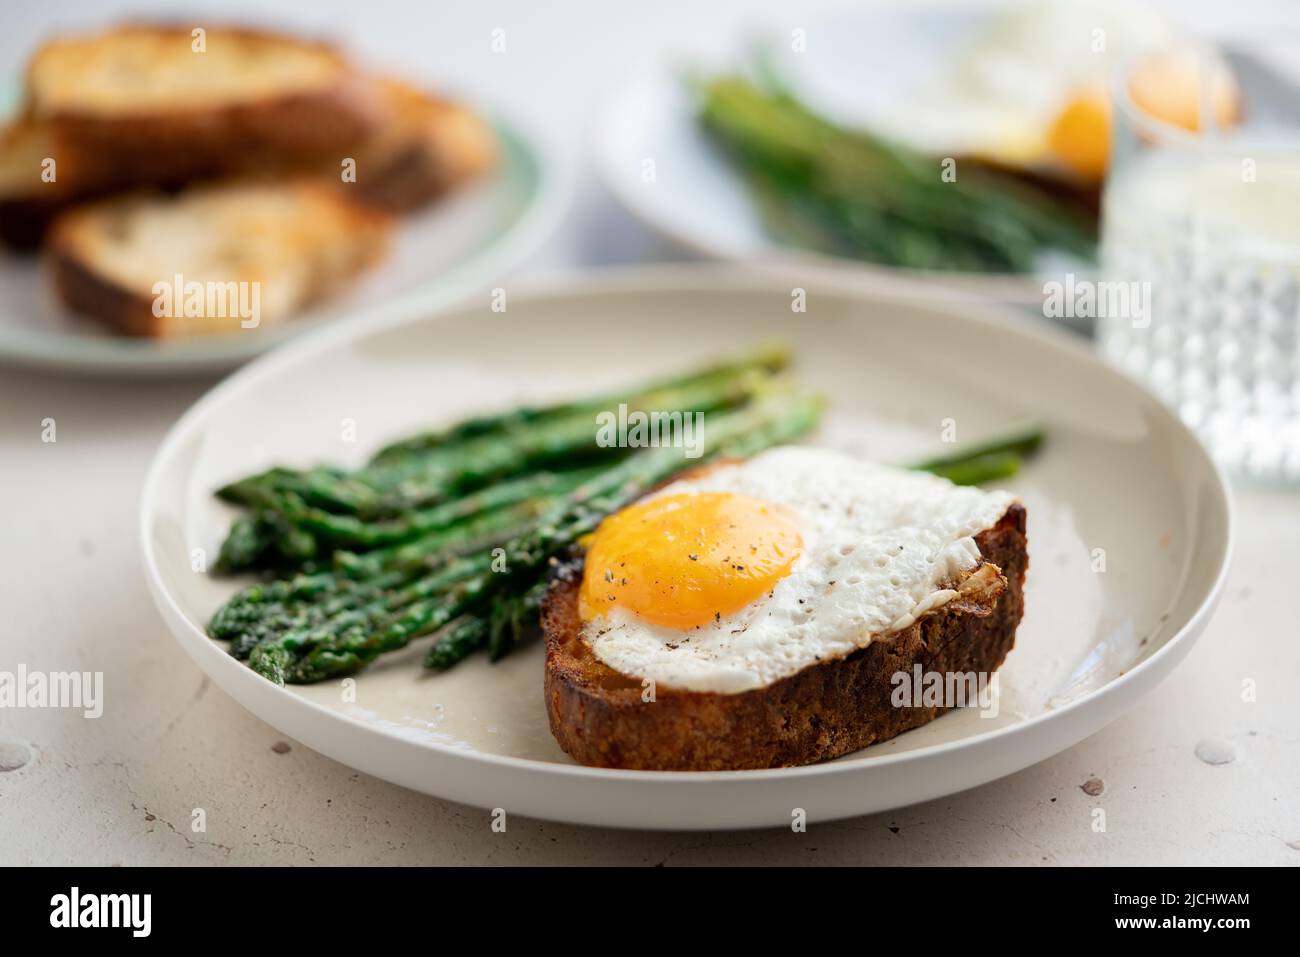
[870,0,1173,168]
[579,446,1017,694]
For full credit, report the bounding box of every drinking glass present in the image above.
[1098,51,1300,481]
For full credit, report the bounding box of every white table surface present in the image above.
[2,0,1297,866]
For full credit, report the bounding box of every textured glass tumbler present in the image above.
[1098,59,1300,482]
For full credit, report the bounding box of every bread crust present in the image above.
[46,245,159,336]
[542,503,1027,770]
[0,195,71,251]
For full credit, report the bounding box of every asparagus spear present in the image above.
[423,615,490,670]
[213,566,413,656]
[215,515,275,573]
[487,578,550,662]
[371,341,790,464]
[216,495,544,660]
[351,365,774,513]
[284,466,603,549]
[247,552,495,681]
[906,420,1044,473]
[215,469,574,574]
[925,451,1022,486]
[331,505,539,579]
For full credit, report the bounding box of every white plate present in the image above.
[593,4,1088,303]
[0,116,570,375]
[140,266,1232,830]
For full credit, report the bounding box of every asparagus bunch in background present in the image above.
[695,74,1096,273]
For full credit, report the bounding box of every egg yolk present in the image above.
[1129,50,1241,135]
[1048,82,1111,182]
[1049,53,1242,184]
[578,492,803,630]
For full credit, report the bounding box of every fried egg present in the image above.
[868,0,1237,184]
[577,447,1017,694]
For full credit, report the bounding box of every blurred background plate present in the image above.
[0,113,570,375]
[595,4,1080,304]
[141,266,1232,829]
[594,1,1265,306]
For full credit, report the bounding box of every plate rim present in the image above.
[139,264,1234,794]
[0,110,573,376]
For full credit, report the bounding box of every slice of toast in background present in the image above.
[4,21,498,336]
[1,73,499,249]
[346,78,497,212]
[46,180,391,338]
[542,503,1028,771]
[24,23,384,188]
[0,119,115,250]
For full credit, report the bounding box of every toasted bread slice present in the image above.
[46,180,391,337]
[345,78,496,212]
[0,119,114,250]
[542,503,1027,771]
[24,24,382,187]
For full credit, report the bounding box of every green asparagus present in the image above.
[906,420,1044,472]
[423,615,490,670]
[696,74,1096,273]
[371,341,790,464]
[212,346,790,573]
